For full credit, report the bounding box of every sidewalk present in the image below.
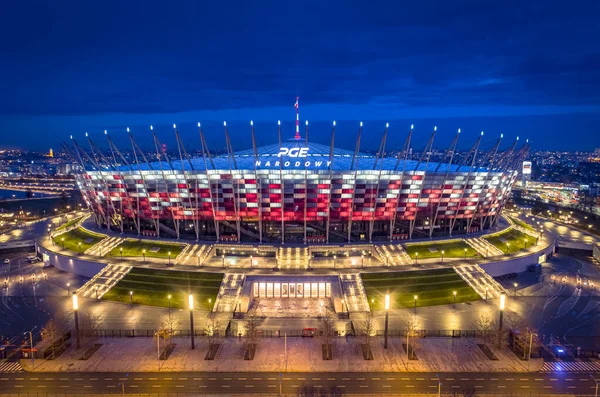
[22,336,543,373]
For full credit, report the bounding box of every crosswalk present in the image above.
[541,361,600,372]
[0,361,23,372]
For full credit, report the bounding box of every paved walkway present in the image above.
[21,336,543,373]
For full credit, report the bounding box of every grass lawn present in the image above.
[508,216,535,232]
[362,268,481,310]
[109,239,186,259]
[484,228,532,254]
[53,227,105,253]
[404,240,478,259]
[56,215,84,231]
[102,268,223,310]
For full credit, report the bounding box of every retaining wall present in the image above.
[480,242,555,277]
[36,240,108,278]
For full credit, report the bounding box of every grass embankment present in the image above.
[56,215,84,231]
[484,228,531,254]
[362,268,481,309]
[508,216,535,232]
[404,240,478,259]
[53,227,105,252]
[109,239,186,259]
[102,268,223,310]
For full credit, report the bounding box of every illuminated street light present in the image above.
[464,248,467,259]
[130,290,133,304]
[24,326,37,368]
[453,290,457,306]
[142,249,146,262]
[498,293,506,331]
[441,250,445,263]
[189,294,195,350]
[415,252,418,265]
[333,255,337,269]
[120,247,123,259]
[414,295,418,313]
[78,242,81,253]
[73,292,80,349]
[361,254,364,268]
[168,251,171,265]
[66,282,71,296]
[168,294,172,312]
[384,294,390,349]
[61,237,65,248]
[513,282,518,297]
[485,287,489,301]
[221,254,225,268]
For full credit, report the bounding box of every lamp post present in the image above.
[61,237,64,248]
[453,290,457,306]
[333,255,337,269]
[189,294,195,350]
[168,294,172,312]
[24,326,37,367]
[120,247,123,259]
[130,290,133,305]
[505,242,510,255]
[414,295,418,313]
[524,238,528,249]
[95,286,99,300]
[208,298,212,312]
[73,292,80,349]
[384,294,390,349]
[197,253,200,266]
[142,249,146,262]
[168,251,171,265]
[441,250,445,263]
[250,255,253,268]
[221,254,225,268]
[498,293,505,331]
[361,254,364,268]
[78,242,81,253]
[66,282,71,296]
[464,248,467,259]
[415,252,418,265]
[590,374,599,397]
[528,332,538,362]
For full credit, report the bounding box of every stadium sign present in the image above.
[277,147,309,157]
[255,159,332,168]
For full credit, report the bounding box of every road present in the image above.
[0,370,598,395]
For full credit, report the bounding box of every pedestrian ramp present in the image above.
[214,273,244,312]
[0,361,23,373]
[85,236,124,257]
[76,263,132,299]
[540,361,600,372]
[340,273,370,312]
[380,244,411,266]
[454,264,508,300]
[278,247,309,269]
[465,237,504,257]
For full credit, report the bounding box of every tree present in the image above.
[359,311,375,348]
[40,315,68,359]
[505,311,526,350]
[79,310,103,347]
[161,312,178,347]
[244,307,261,345]
[404,314,420,359]
[475,310,494,345]
[204,317,221,348]
[318,308,337,360]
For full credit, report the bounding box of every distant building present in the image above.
[48,148,54,158]
[56,163,72,176]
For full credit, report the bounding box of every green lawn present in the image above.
[109,239,186,259]
[404,240,478,259]
[508,216,535,232]
[362,268,481,310]
[102,268,223,310]
[484,228,531,254]
[53,227,105,253]
[361,269,481,310]
[56,215,84,231]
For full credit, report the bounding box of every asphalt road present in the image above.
[0,370,599,395]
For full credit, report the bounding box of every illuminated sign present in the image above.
[277,147,309,158]
[522,161,532,175]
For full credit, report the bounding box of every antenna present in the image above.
[294,96,300,140]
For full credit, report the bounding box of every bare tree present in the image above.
[244,306,261,345]
[475,310,494,345]
[79,310,103,347]
[505,311,526,350]
[318,308,337,360]
[404,314,420,359]
[161,313,179,347]
[40,315,68,359]
[204,317,222,348]
[358,311,375,349]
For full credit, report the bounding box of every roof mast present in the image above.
[294,96,300,140]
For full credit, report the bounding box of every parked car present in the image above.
[3,258,9,264]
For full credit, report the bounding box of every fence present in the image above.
[79,329,221,338]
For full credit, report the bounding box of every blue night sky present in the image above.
[1,1,599,152]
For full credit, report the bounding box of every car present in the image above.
[3,258,9,264]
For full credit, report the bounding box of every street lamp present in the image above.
[464,248,467,259]
[333,255,337,269]
[24,326,37,367]
[66,282,71,296]
[142,249,146,262]
[590,374,599,397]
[415,252,418,265]
[498,293,506,332]
[221,254,225,268]
[505,242,510,255]
[95,285,99,299]
[208,298,212,311]
[361,254,364,268]
[524,238,528,249]
[72,292,80,349]
[384,294,390,349]
[120,247,123,259]
[197,252,201,266]
[78,242,81,253]
[61,237,64,248]
[189,294,195,350]
[168,251,172,265]
[441,250,445,263]
[453,290,457,306]
[414,295,418,313]
[130,290,133,304]
[528,332,538,362]
[168,294,172,312]
[513,282,518,297]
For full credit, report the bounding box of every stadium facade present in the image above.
[70,113,527,245]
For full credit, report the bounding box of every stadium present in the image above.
[70,104,527,245]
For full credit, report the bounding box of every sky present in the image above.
[1,1,599,152]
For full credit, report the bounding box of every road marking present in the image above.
[446,378,454,380]
[284,377,292,380]
[550,378,558,381]
[327,377,335,380]
[118,378,127,380]
[129,385,138,388]
[14,385,22,388]
[342,378,351,381]
[268,378,276,380]
[521,385,530,388]
[0,378,7,381]
[406,385,414,388]
[152,385,161,388]
[460,378,469,381]
[149,377,157,381]
[297,377,306,380]
[387,377,395,380]
[357,377,365,380]
[224,377,232,380]
[520,378,528,381]
[452,386,460,388]
[360,385,369,388]
[222,385,230,388]
[238,377,247,380]
[268,385,276,388]
[193,377,202,380]
[581,379,589,381]
[164,377,172,380]
[253,377,262,380]
[476,378,484,381]
[291,385,299,388]
[544,386,553,389]
[37,385,46,388]
[382,385,390,388]
[416,377,425,381]
[535,378,543,381]
[84,385,92,388]
[337,385,346,388]
[490,378,498,381]
[90,377,98,380]
[505,378,514,381]
[314,385,322,388]
[208,378,217,381]
[105,378,113,380]
[372,377,380,380]
[74,378,83,381]
[198,385,206,388]
[566,378,573,381]
[401,377,410,381]
[134,377,143,381]
[175,385,184,388]
[30,377,38,380]
[106,385,115,388]
[60,386,68,388]
[498,385,506,388]
[245,385,254,388]
[178,377,187,380]
[568,386,576,389]
[475,386,483,388]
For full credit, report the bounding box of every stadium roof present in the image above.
[116,139,492,173]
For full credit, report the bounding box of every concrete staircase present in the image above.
[214,273,244,312]
[382,244,411,265]
[339,273,370,312]
[277,247,309,269]
[465,237,503,257]
[453,264,509,300]
[76,264,132,300]
[85,236,124,257]
[175,243,213,265]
